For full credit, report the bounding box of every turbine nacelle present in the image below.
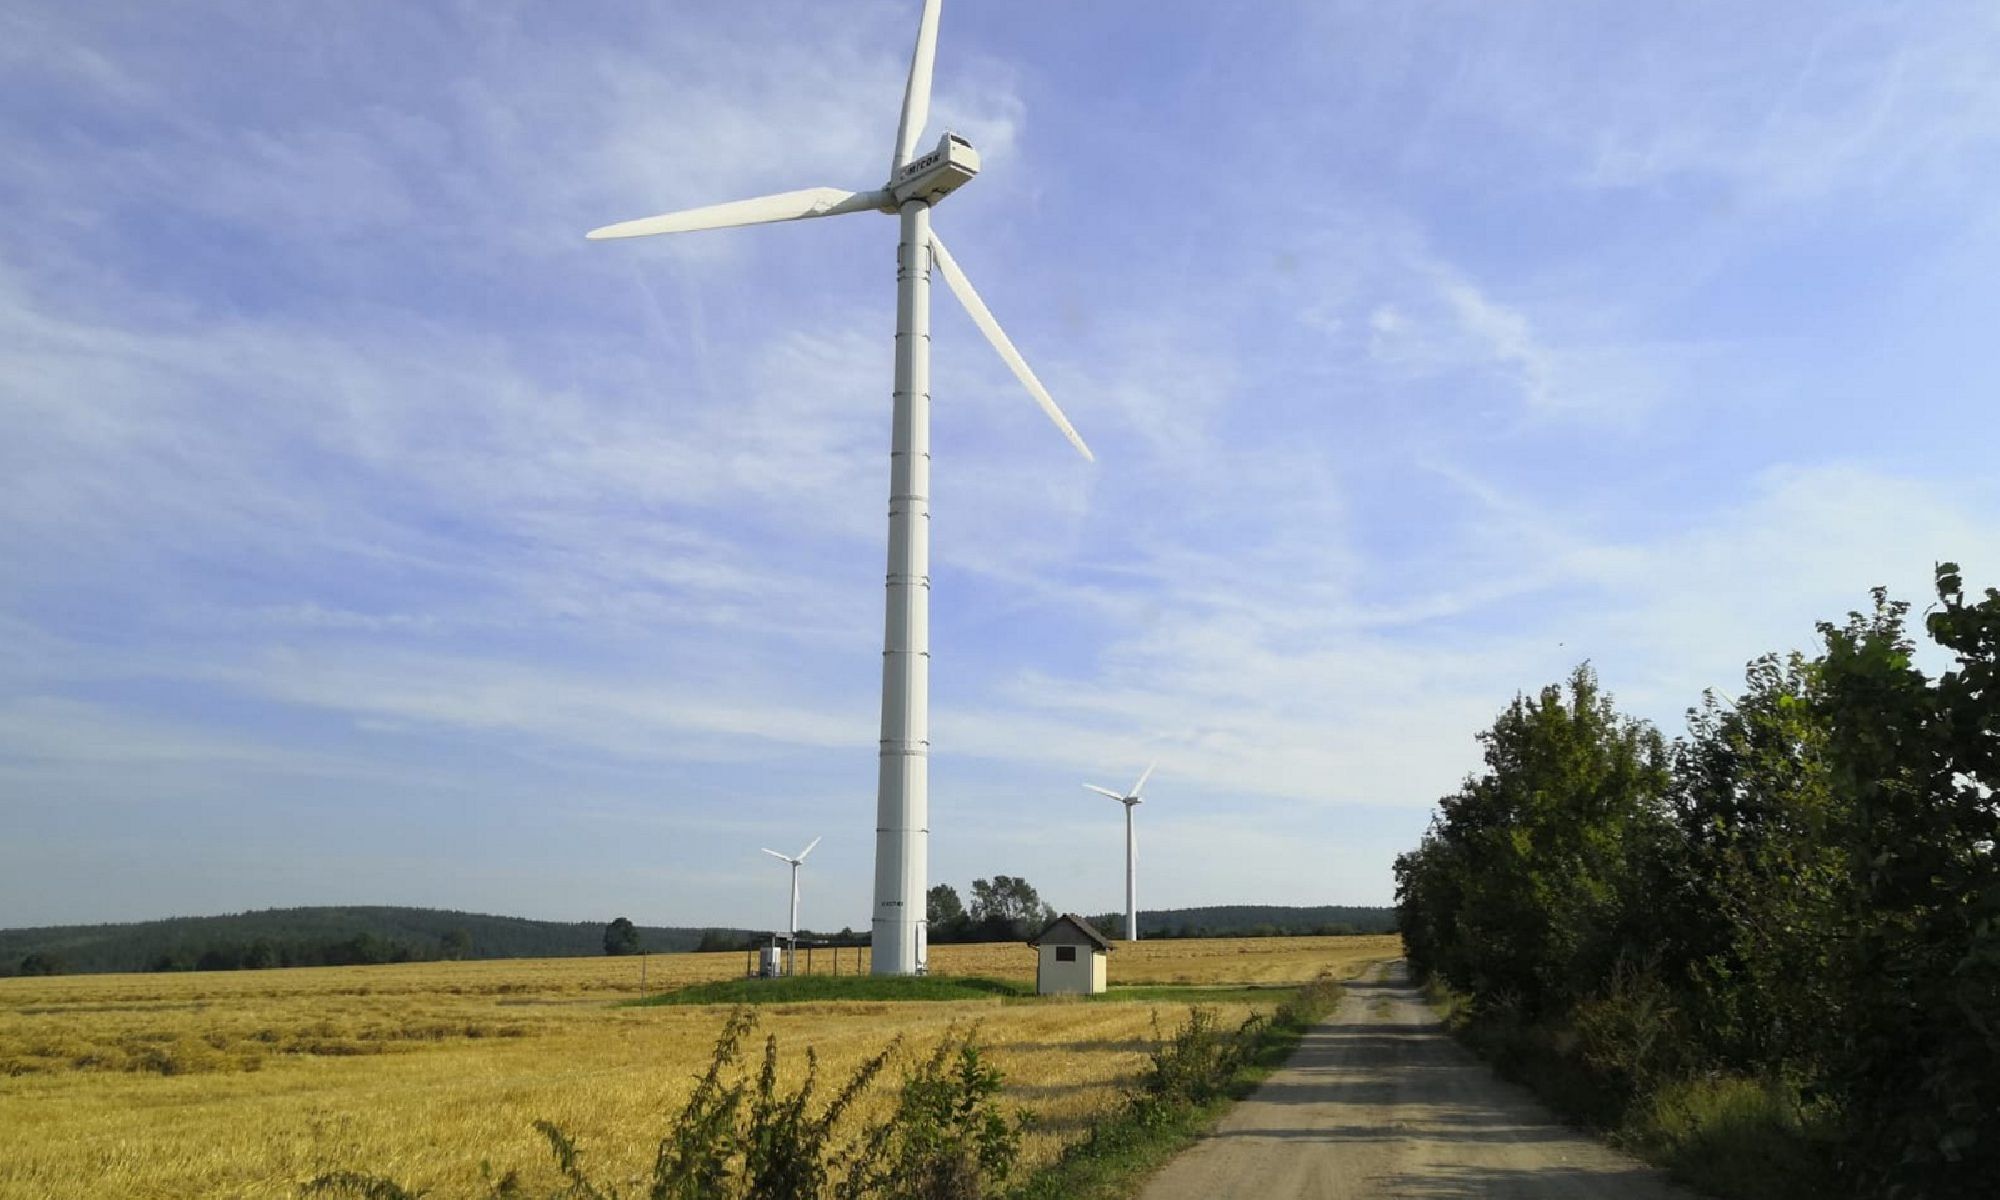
[762,836,822,868]
[1084,762,1155,807]
[889,132,980,207]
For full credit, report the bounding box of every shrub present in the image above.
[649,1007,756,1199]
[743,1034,896,1200]
[1629,1075,1836,1200]
[1134,1008,1254,1115]
[841,1028,1023,1200]
[1571,960,1693,1102]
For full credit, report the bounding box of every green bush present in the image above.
[1629,1075,1835,1200]
[1133,1007,1259,1116]
[1571,961,1693,1102]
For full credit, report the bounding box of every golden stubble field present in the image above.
[0,934,1400,1199]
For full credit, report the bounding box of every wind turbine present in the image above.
[589,0,1091,976]
[1085,763,1155,942]
[762,836,822,941]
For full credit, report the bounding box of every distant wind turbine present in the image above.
[1084,763,1155,941]
[589,0,1090,977]
[761,836,822,941]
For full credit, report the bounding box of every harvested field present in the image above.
[0,934,1398,1198]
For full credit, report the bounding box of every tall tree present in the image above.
[926,884,965,928]
[967,876,1055,940]
[602,917,641,956]
[1401,665,1670,1017]
[1668,651,1846,1072]
[1811,569,2000,1197]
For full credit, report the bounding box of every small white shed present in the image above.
[1029,913,1113,996]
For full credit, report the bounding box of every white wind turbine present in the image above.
[589,0,1091,976]
[1084,763,1155,942]
[762,836,822,942]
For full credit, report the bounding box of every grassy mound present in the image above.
[634,973,1030,1007]
[1099,983,1294,1004]
[635,974,1303,1009]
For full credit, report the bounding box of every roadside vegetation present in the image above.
[307,972,1348,1200]
[1010,973,1345,1200]
[1395,564,1999,1200]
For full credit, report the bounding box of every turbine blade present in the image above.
[795,836,822,862]
[1130,761,1156,797]
[761,848,793,863]
[587,188,887,240]
[1084,784,1124,801]
[892,0,944,170]
[929,231,1095,461]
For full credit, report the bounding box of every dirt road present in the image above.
[1136,961,1698,1200]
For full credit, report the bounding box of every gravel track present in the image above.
[1135,961,1700,1200]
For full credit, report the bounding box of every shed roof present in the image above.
[1027,913,1114,952]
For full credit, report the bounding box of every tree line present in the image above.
[0,906,752,976]
[926,876,1058,942]
[146,931,437,972]
[1077,906,1393,940]
[1394,564,1998,1199]
[924,882,1395,944]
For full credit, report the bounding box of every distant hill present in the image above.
[0,906,760,977]
[1084,905,1399,939]
[1,902,1396,977]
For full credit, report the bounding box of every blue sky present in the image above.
[4,1,1998,932]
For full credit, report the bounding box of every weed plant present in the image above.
[840,1030,1025,1200]
[306,1010,1020,1200]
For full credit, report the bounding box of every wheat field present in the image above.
[0,934,1399,1198]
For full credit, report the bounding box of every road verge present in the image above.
[1007,972,1345,1200]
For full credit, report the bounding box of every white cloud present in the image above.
[1301,0,2000,210]
[7,0,2000,926]
[0,697,309,771]
[217,648,875,764]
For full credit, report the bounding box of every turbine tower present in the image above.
[1085,763,1155,941]
[588,0,1091,976]
[762,836,822,940]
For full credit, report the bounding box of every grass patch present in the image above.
[1009,1088,1231,1200]
[633,973,1030,1007]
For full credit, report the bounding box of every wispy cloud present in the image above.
[5,0,2000,926]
